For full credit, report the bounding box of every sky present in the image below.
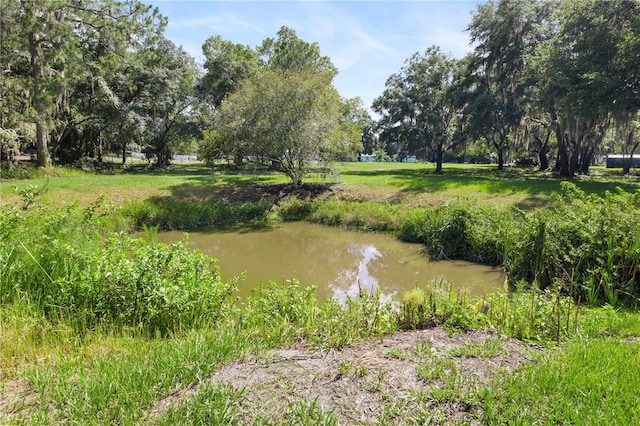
[144,1,484,113]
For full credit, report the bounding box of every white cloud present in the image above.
[148,0,483,112]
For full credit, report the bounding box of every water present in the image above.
[156,222,504,302]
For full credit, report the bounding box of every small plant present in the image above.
[382,347,410,360]
[285,397,337,426]
[400,287,430,330]
[355,364,368,379]
[364,371,385,393]
[338,360,352,378]
[449,337,506,358]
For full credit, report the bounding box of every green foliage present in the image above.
[396,283,592,344]
[121,199,273,230]
[481,287,580,343]
[307,200,401,232]
[284,397,338,426]
[0,198,237,334]
[215,67,348,185]
[448,337,506,358]
[373,46,462,172]
[504,183,640,305]
[482,338,640,424]
[238,281,397,349]
[47,235,237,335]
[273,197,317,221]
[159,384,245,426]
[393,183,640,307]
[397,202,512,265]
[397,284,477,332]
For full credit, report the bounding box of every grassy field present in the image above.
[3,161,637,207]
[2,161,640,424]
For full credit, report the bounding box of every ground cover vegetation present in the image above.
[2,162,640,424]
[3,0,640,422]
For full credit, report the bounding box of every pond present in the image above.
[156,222,504,302]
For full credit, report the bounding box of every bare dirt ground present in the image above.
[0,378,39,421]
[147,327,539,425]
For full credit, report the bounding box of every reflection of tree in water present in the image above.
[331,244,398,304]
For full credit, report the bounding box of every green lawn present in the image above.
[3,161,637,208]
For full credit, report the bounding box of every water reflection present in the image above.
[155,222,504,301]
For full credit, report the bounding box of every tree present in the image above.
[137,37,198,166]
[373,46,460,173]
[258,26,337,76]
[214,68,346,185]
[466,0,551,170]
[13,0,71,166]
[197,35,257,110]
[533,0,640,176]
[3,0,166,166]
[333,97,369,160]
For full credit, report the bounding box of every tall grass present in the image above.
[121,198,274,231]
[238,281,397,349]
[0,194,237,335]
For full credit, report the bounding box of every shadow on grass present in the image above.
[128,162,639,207]
[342,166,640,196]
[156,180,336,204]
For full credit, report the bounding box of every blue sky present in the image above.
[144,1,483,113]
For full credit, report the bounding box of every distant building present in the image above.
[606,154,640,168]
[359,154,376,162]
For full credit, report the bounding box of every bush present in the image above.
[0,199,237,334]
[48,235,237,334]
[503,184,640,305]
[120,199,273,230]
[275,197,317,221]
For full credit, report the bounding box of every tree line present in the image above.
[374,0,640,176]
[1,0,639,181]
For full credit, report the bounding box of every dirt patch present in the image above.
[0,378,39,421]
[148,328,538,424]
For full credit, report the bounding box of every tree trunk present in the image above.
[550,106,571,177]
[434,142,444,174]
[535,130,550,171]
[35,121,50,167]
[493,139,505,171]
[234,152,243,168]
[623,163,631,175]
[538,144,549,170]
[97,130,103,163]
[29,31,51,167]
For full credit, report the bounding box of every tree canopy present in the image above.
[3,0,640,179]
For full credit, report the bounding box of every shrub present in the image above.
[238,281,397,349]
[120,199,273,230]
[0,199,237,334]
[275,197,317,221]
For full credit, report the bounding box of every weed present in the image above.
[355,364,368,379]
[449,337,506,358]
[157,384,244,426]
[285,397,337,426]
[381,347,410,360]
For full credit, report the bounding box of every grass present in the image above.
[4,161,638,208]
[3,160,640,424]
[482,338,640,424]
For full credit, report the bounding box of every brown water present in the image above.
[157,222,504,302]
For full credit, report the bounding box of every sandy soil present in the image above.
[147,327,539,425]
